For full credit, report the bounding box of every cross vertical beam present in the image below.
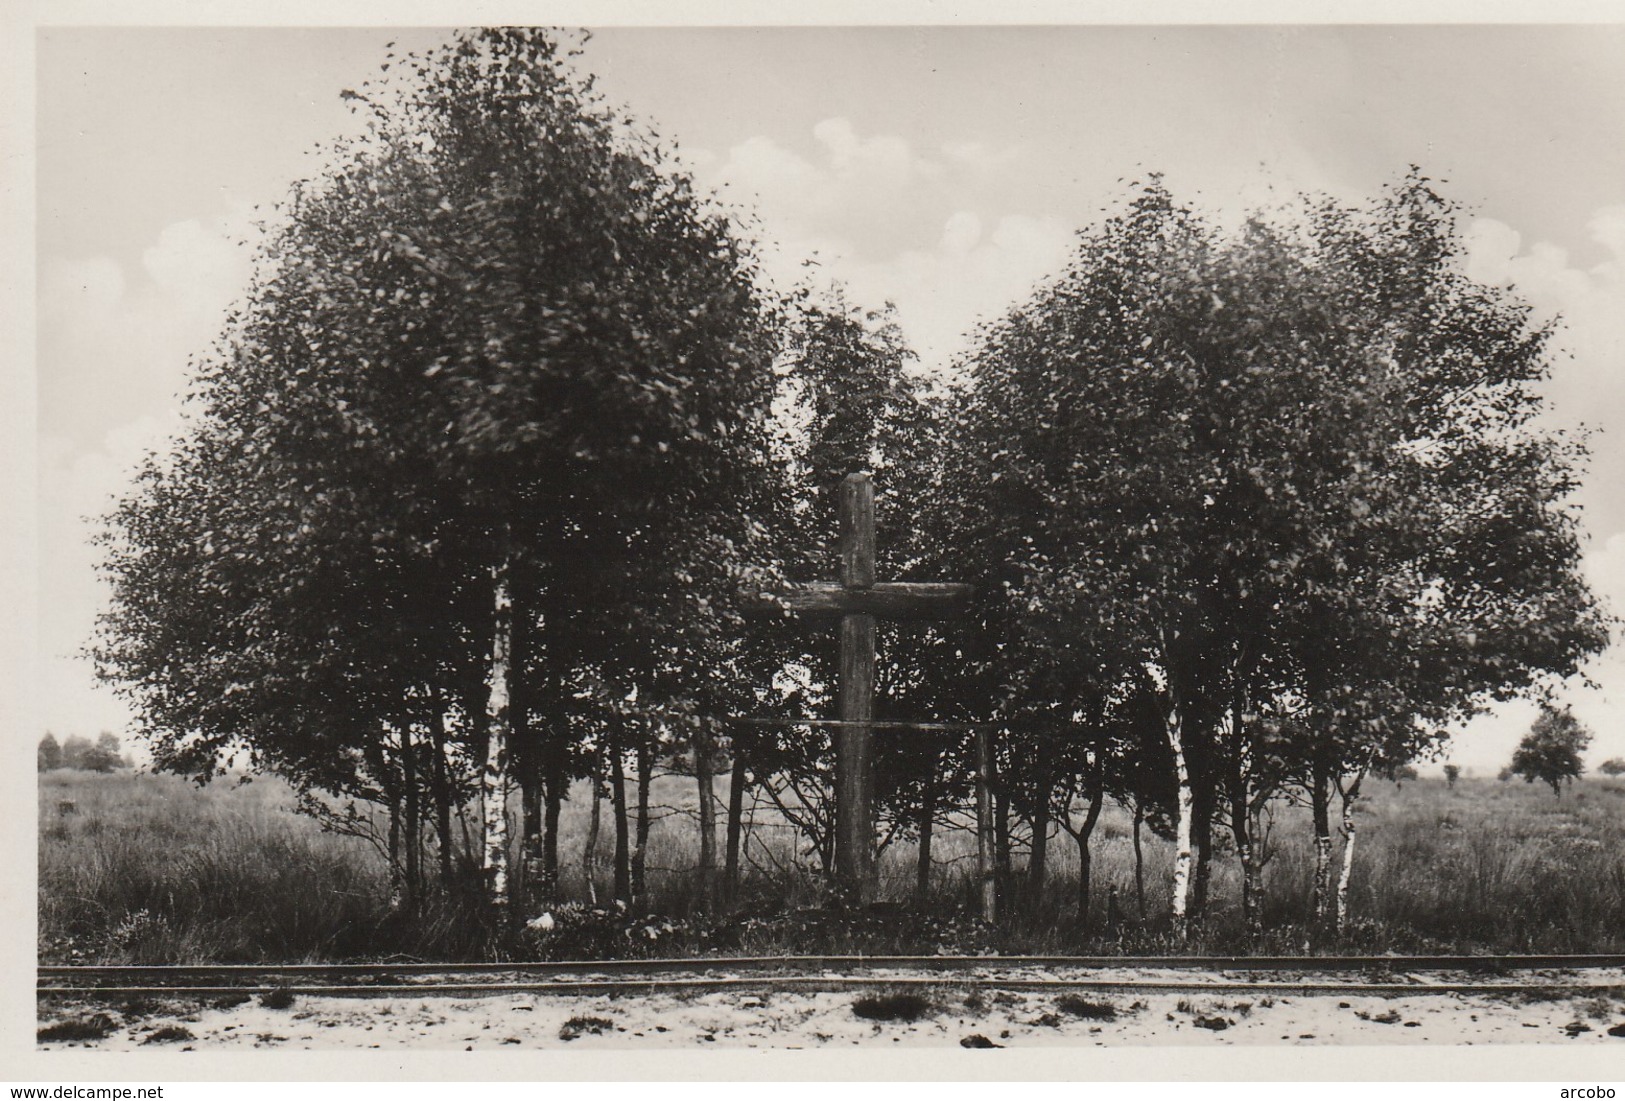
[836,474,877,902]
[975,726,997,923]
[745,470,972,910]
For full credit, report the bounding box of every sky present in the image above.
[27,21,1625,775]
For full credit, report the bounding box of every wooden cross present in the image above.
[753,472,972,904]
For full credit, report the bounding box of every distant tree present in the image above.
[1442,764,1461,789]
[61,731,125,773]
[1509,705,1592,797]
[59,735,91,770]
[1599,757,1625,777]
[1379,763,1420,789]
[37,732,62,773]
[1497,766,1513,782]
[87,731,128,772]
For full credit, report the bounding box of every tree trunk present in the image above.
[539,750,565,902]
[1071,778,1105,929]
[725,750,748,903]
[430,701,454,885]
[915,761,939,903]
[369,736,405,912]
[975,727,997,923]
[611,746,632,906]
[1310,763,1334,940]
[1026,774,1053,914]
[1161,674,1195,940]
[481,551,515,919]
[1190,779,1214,922]
[1335,788,1359,937]
[401,718,421,908]
[632,742,652,905]
[386,783,404,913]
[583,760,602,907]
[1132,802,1146,920]
[520,771,543,901]
[1237,825,1263,941]
[1074,826,1093,931]
[994,785,1012,910]
[1229,751,1261,941]
[693,726,718,912]
[508,584,535,907]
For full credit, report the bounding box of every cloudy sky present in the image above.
[29,21,1625,773]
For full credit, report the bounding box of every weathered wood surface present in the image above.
[975,725,997,924]
[748,581,975,619]
[748,471,975,907]
[837,611,876,897]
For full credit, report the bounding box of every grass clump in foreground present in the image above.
[852,990,937,1022]
[1055,995,1117,1021]
[38,1015,117,1043]
[558,1016,615,1041]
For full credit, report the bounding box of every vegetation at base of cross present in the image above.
[38,769,1625,963]
[88,27,1612,955]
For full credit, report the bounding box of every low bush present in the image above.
[851,991,936,1022]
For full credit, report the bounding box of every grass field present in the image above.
[37,767,1625,963]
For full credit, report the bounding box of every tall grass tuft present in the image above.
[38,770,493,963]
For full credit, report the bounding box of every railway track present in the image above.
[38,954,1625,1001]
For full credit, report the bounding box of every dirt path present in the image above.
[37,970,1625,1051]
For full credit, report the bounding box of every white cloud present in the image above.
[142,213,258,318]
[1451,216,1625,771]
[940,210,982,255]
[837,212,1072,370]
[1463,211,1625,526]
[1584,530,1625,610]
[37,207,261,743]
[695,119,1072,371]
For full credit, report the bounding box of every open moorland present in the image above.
[38,767,1625,965]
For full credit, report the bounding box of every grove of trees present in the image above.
[93,29,1610,948]
[37,732,128,773]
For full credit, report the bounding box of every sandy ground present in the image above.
[38,968,1625,1051]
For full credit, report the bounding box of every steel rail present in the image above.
[36,974,1625,1000]
[37,952,1625,981]
[38,953,1625,1003]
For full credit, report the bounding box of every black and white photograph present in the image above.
[13,3,1625,1080]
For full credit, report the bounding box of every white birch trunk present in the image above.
[1147,658,1193,939]
[482,557,514,916]
[583,761,602,907]
[1335,796,1358,936]
[1168,714,1195,939]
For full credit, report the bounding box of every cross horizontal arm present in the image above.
[748,581,975,620]
[731,718,996,731]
